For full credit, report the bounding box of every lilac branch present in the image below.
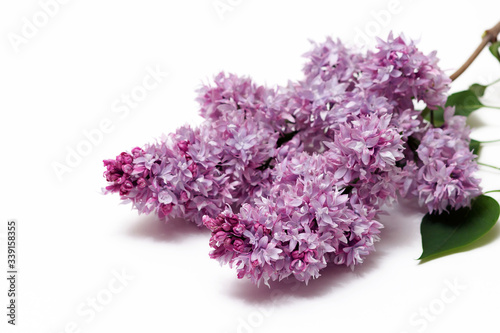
[450,20,500,81]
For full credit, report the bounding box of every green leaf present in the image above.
[419,195,500,260]
[469,139,481,156]
[490,41,500,62]
[469,83,487,97]
[422,106,445,127]
[445,90,484,116]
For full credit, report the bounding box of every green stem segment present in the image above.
[474,138,500,144]
[478,162,500,171]
[487,78,500,86]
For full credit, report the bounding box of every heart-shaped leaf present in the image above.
[490,41,500,62]
[445,90,484,116]
[419,195,500,260]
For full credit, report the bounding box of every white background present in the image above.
[1,1,500,332]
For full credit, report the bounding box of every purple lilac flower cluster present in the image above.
[400,107,481,213]
[103,33,482,285]
[103,74,302,226]
[203,152,384,286]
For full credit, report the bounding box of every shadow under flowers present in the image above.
[226,198,429,304]
[124,196,500,304]
[125,214,210,243]
[227,252,381,305]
